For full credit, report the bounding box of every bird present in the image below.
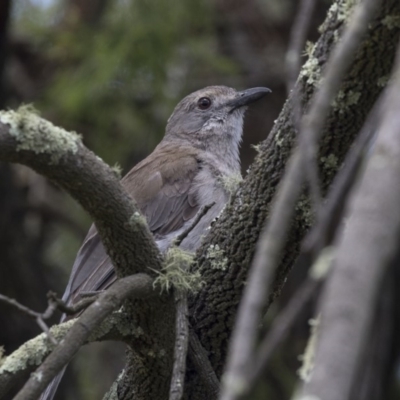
[40,85,270,400]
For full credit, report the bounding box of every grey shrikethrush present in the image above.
[41,85,270,400]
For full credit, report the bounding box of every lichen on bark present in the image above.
[183,0,400,398]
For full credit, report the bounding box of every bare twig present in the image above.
[220,1,380,399]
[13,273,155,400]
[0,293,57,344]
[299,42,400,400]
[47,291,98,316]
[0,309,138,398]
[248,278,320,397]
[169,291,189,400]
[188,328,220,398]
[286,0,317,93]
[169,203,215,399]
[174,202,215,247]
[235,93,384,396]
[287,0,320,210]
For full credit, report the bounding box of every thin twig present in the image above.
[14,273,155,400]
[220,1,380,399]
[0,293,57,344]
[188,328,220,398]
[239,94,384,395]
[47,291,98,316]
[246,278,320,397]
[244,98,381,392]
[169,202,216,399]
[287,0,320,215]
[174,202,216,247]
[286,0,317,93]
[169,290,189,400]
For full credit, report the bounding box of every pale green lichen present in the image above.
[320,153,339,173]
[33,370,43,382]
[251,143,261,154]
[382,15,400,29]
[0,346,5,367]
[332,90,361,111]
[298,315,320,382]
[0,319,75,374]
[319,0,357,33]
[111,162,123,179]
[153,247,203,293]
[309,247,335,280]
[103,369,125,400]
[377,75,389,87]
[335,0,357,22]
[129,211,148,231]
[299,56,321,86]
[220,173,243,195]
[304,41,315,58]
[274,130,286,148]
[295,197,313,229]
[206,244,228,271]
[89,308,145,340]
[0,105,81,163]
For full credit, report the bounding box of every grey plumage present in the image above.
[41,85,270,400]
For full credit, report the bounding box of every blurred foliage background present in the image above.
[8,0,393,399]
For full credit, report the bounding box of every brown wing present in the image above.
[63,144,201,305]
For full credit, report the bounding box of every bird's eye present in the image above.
[197,97,212,110]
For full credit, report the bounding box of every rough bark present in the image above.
[1,1,400,399]
[184,0,400,398]
[0,112,176,400]
[300,44,400,400]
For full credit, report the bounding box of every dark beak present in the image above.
[228,87,271,113]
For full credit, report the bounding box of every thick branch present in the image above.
[220,1,381,399]
[0,109,162,278]
[186,0,400,398]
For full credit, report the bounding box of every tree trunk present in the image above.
[180,0,400,398]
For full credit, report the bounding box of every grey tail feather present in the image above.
[39,367,66,400]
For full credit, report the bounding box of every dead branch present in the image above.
[299,41,400,400]
[13,273,155,400]
[169,290,189,400]
[286,0,317,93]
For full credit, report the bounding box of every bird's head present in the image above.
[164,86,270,154]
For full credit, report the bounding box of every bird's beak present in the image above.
[228,87,271,113]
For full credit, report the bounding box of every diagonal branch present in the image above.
[299,41,400,400]
[0,305,140,398]
[220,1,381,399]
[13,273,155,400]
[0,108,162,278]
